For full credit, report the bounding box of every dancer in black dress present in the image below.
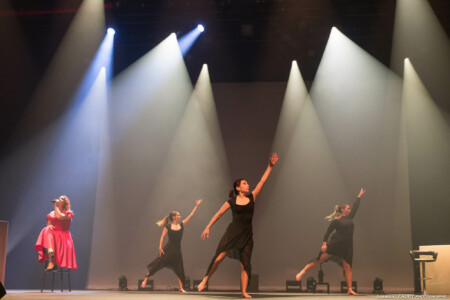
[198,153,278,298]
[141,199,202,293]
[295,188,366,295]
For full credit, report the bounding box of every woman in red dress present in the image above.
[35,195,77,271]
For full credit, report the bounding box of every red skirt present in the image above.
[35,227,77,269]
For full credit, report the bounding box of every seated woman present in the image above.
[35,195,77,271]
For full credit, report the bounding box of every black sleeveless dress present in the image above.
[205,193,254,283]
[146,222,185,282]
[317,197,361,266]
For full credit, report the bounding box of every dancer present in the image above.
[295,188,366,295]
[198,153,278,298]
[141,199,202,293]
[35,195,77,271]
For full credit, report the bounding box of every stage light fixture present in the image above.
[107,28,115,35]
[373,277,384,294]
[306,276,317,292]
[197,24,205,32]
[118,275,128,291]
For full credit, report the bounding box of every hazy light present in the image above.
[197,24,205,32]
[392,0,450,105]
[107,28,115,35]
[87,33,192,288]
[302,27,413,288]
[178,26,203,56]
[1,0,107,262]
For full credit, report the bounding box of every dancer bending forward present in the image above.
[198,153,278,298]
[295,188,366,295]
[141,199,202,293]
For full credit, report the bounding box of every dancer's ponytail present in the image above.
[156,211,179,227]
[228,178,244,198]
[156,215,170,227]
[325,205,344,222]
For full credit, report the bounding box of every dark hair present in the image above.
[228,178,244,198]
[156,211,180,227]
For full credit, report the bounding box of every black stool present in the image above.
[409,250,438,295]
[41,263,71,292]
[316,263,330,293]
[286,280,302,292]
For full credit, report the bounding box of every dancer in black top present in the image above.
[141,199,202,293]
[198,153,278,298]
[295,188,366,295]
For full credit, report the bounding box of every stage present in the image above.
[4,290,444,300]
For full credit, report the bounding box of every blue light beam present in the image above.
[71,29,114,107]
[178,25,204,56]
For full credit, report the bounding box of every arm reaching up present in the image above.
[183,199,203,227]
[252,153,279,200]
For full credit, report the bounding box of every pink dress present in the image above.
[35,211,77,269]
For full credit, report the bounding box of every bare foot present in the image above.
[141,278,148,289]
[347,289,358,295]
[197,278,207,292]
[295,270,305,281]
[179,289,187,293]
[241,292,252,298]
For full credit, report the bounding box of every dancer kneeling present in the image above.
[141,199,202,293]
[295,188,366,295]
[198,153,278,298]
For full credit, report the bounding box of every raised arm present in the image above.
[183,199,203,227]
[158,227,168,257]
[251,153,278,200]
[349,188,365,219]
[201,201,231,240]
[54,202,71,220]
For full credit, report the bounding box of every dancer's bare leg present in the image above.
[343,260,357,295]
[198,251,227,291]
[177,278,187,293]
[295,253,330,281]
[240,263,251,298]
[141,274,150,289]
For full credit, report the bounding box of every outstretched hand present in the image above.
[196,199,203,206]
[201,228,210,240]
[358,188,366,198]
[269,153,279,167]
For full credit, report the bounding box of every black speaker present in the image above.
[138,279,154,291]
[286,280,302,292]
[0,281,6,299]
[183,277,190,291]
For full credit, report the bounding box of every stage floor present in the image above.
[4,290,444,300]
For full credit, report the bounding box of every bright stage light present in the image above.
[107,28,115,35]
[197,24,205,32]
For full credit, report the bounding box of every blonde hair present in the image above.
[156,211,179,227]
[325,204,345,222]
[58,195,71,212]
